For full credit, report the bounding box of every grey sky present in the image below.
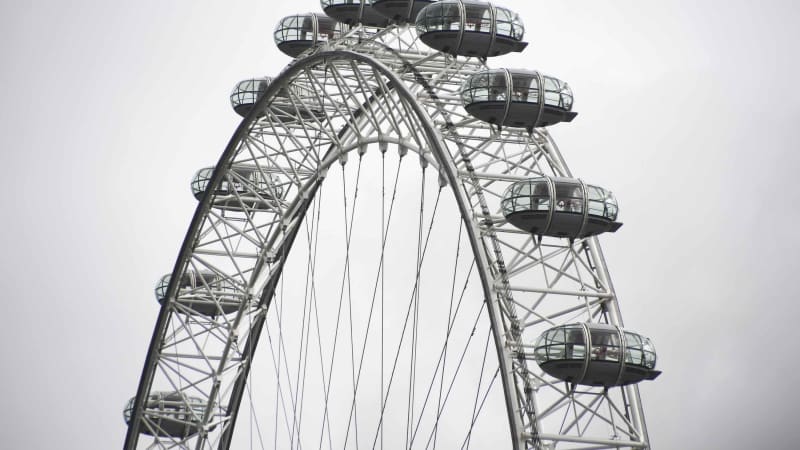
[1,1,799,449]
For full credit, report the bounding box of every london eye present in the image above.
[124,1,660,448]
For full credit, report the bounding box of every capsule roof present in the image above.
[155,270,242,316]
[191,165,284,212]
[322,0,390,26]
[274,13,342,58]
[533,323,660,387]
[415,0,527,57]
[370,0,435,23]
[461,69,576,129]
[124,392,209,438]
[501,176,621,239]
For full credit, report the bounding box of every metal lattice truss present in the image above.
[125,24,651,450]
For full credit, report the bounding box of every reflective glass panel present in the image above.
[155,274,171,300]
[605,192,618,220]
[643,338,656,368]
[586,185,606,218]
[488,71,507,101]
[510,72,538,102]
[564,325,586,360]
[463,3,492,33]
[418,2,461,32]
[531,180,550,211]
[322,0,361,6]
[590,329,621,362]
[541,76,573,110]
[191,168,214,198]
[494,7,523,39]
[554,181,583,213]
[316,17,340,41]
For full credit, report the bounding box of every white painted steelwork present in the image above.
[125,15,654,450]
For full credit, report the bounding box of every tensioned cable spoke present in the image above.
[432,219,464,449]
[420,302,486,450]
[290,180,326,449]
[317,155,372,450]
[342,153,407,447]
[342,157,365,450]
[380,151,385,450]
[407,261,479,446]
[408,270,478,446]
[463,328,493,450]
[262,301,300,445]
[368,182,445,449]
[271,185,327,450]
[296,191,335,450]
[405,166,427,449]
[461,366,500,450]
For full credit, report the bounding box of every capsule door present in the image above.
[547,179,584,237]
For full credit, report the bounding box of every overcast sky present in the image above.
[1,1,799,449]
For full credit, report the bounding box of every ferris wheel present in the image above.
[124,1,661,449]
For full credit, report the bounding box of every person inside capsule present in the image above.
[590,328,621,362]
[565,326,585,359]
[532,180,549,211]
[555,184,582,213]
[463,4,490,32]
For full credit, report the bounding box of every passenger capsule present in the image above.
[370,0,434,23]
[415,0,527,57]
[155,270,242,316]
[501,177,621,239]
[533,323,661,387]
[230,78,271,118]
[124,392,209,438]
[322,0,390,27]
[274,13,342,58]
[461,69,577,129]
[191,165,284,212]
[230,77,325,121]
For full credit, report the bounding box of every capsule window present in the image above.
[554,182,583,213]
[534,325,588,363]
[547,327,566,359]
[501,7,523,39]
[418,2,460,32]
[531,180,550,211]
[586,185,607,218]
[231,79,268,109]
[543,76,561,107]
[605,192,619,221]
[465,72,490,103]
[502,179,550,216]
[511,73,538,102]
[494,7,522,39]
[564,325,586,359]
[542,76,573,110]
[488,72,507,101]
[322,0,358,6]
[463,3,492,33]
[590,329,621,362]
[275,16,310,43]
[155,274,171,300]
[642,337,656,368]
[316,17,339,42]
[512,180,531,196]
[512,193,531,212]
[624,331,644,365]
[191,168,214,198]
